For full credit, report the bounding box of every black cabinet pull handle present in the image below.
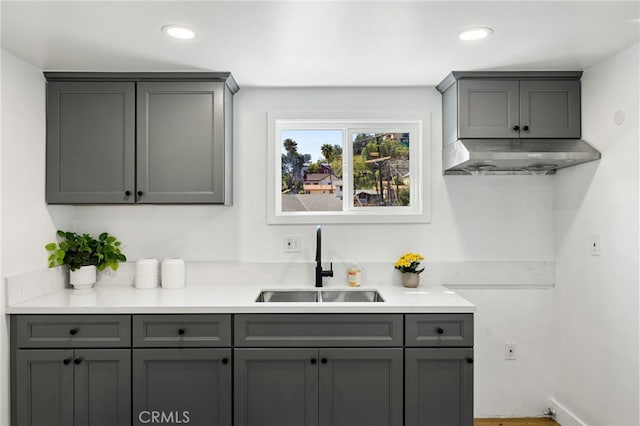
[69,328,78,336]
[137,191,144,197]
[466,358,473,364]
[222,358,229,365]
[125,190,132,196]
[178,328,185,335]
[73,358,82,365]
[63,358,71,365]
[522,125,530,131]
[436,327,444,335]
[512,125,520,131]
[310,358,317,364]
[321,358,328,364]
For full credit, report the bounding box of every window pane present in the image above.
[280,130,343,212]
[352,132,410,207]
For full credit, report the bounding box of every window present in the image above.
[268,113,430,224]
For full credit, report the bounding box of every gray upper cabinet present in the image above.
[46,82,135,204]
[438,71,582,144]
[45,72,238,205]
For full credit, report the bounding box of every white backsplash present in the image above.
[5,261,554,306]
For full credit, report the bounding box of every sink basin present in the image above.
[321,290,384,303]
[255,290,319,302]
[256,289,384,303]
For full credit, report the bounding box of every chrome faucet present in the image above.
[315,225,333,287]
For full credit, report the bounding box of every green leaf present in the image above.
[55,249,65,257]
[99,232,108,241]
[56,230,66,238]
[45,243,57,251]
[106,236,116,244]
[114,241,121,246]
[48,261,55,268]
[48,254,55,261]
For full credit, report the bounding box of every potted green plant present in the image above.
[45,230,127,289]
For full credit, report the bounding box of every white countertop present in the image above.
[6,282,475,314]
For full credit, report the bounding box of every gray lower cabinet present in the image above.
[234,348,403,426]
[131,314,232,426]
[405,314,474,426]
[45,73,237,205]
[234,314,404,426]
[132,348,231,426]
[405,349,473,426]
[15,349,131,426]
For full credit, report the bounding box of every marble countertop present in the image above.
[6,282,475,314]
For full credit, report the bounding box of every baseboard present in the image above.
[548,397,588,426]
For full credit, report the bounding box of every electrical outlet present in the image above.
[505,342,516,360]
[283,235,302,253]
[590,234,600,256]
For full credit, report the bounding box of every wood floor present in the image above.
[475,418,560,426]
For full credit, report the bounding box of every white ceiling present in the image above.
[2,1,639,87]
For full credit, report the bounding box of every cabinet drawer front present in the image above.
[235,314,403,347]
[133,314,231,347]
[14,315,131,348]
[405,314,473,347]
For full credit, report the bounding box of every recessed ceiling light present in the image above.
[458,27,493,41]
[161,25,196,40]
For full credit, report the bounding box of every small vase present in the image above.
[401,272,420,288]
[70,265,97,289]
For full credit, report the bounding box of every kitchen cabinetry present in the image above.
[10,311,474,426]
[234,314,404,426]
[404,314,474,426]
[437,71,582,143]
[45,72,238,205]
[132,315,232,426]
[11,315,131,426]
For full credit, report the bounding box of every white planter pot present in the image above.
[70,265,97,289]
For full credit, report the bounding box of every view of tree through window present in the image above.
[280,130,410,212]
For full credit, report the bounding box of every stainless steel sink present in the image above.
[321,290,384,302]
[256,289,384,303]
[255,290,319,302]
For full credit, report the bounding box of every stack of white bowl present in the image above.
[135,258,159,289]
[161,258,185,289]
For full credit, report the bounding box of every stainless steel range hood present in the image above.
[436,71,602,176]
[444,138,602,175]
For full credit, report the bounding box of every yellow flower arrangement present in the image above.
[394,253,425,274]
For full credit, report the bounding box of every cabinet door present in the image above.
[136,82,226,204]
[234,349,319,426]
[15,350,74,426]
[46,82,135,204]
[74,349,131,426]
[133,348,231,426]
[318,348,403,426]
[458,80,520,138]
[520,80,580,138]
[405,349,473,426]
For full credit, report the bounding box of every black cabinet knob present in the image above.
[466,358,474,364]
[321,358,328,364]
[512,125,520,131]
[310,358,317,364]
[137,190,143,197]
[63,358,71,365]
[73,358,82,365]
[125,190,132,196]
[178,328,185,335]
[523,125,530,131]
[222,358,229,365]
[69,328,78,336]
[436,327,444,335]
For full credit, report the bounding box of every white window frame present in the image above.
[267,112,431,224]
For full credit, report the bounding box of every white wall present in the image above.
[552,43,639,426]
[1,53,562,418]
[0,49,74,426]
